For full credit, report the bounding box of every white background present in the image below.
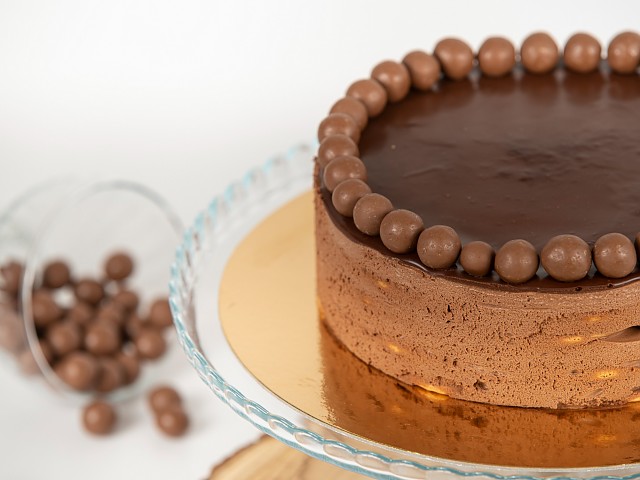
[0,1,638,478]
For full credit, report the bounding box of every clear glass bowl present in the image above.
[169,144,640,480]
[0,179,182,403]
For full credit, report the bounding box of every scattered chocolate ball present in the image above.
[402,50,441,91]
[115,351,140,385]
[330,97,368,131]
[495,239,539,284]
[478,37,516,77]
[331,179,372,217]
[148,298,173,329]
[322,156,367,192]
[316,135,359,169]
[104,252,134,281]
[564,33,602,74]
[135,327,166,360]
[346,79,388,117]
[434,37,474,80]
[42,260,71,289]
[317,113,360,144]
[84,321,121,356]
[32,291,63,328]
[353,193,394,236]
[112,289,139,314]
[82,401,116,435]
[540,234,592,282]
[148,386,182,413]
[1,261,23,296]
[46,321,82,357]
[460,241,495,277]
[155,407,189,437]
[56,351,100,391]
[74,278,104,306]
[607,31,640,74]
[521,32,559,74]
[66,302,93,327]
[594,233,636,278]
[417,225,461,269]
[371,60,411,102]
[379,209,424,254]
[95,357,125,393]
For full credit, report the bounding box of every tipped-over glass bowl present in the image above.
[169,144,640,480]
[0,179,182,403]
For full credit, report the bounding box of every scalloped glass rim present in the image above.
[168,144,640,480]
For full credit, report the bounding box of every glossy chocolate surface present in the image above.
[322,65,640,291]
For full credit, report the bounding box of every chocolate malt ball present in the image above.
[478,37,516,77]
[56,351,100,391]
[82,401,116,435]
[495,239,539,284]
[417,225,461,269]
[353,193,394,236]
[346,79,388,117]
[111,289,139,314]
[331,179,372,217]
[330,97,368,130]
[371,60,411,102]
[84,321,121,356]
[148,386,182,413]
[46,321,82,357]
[521,32,559,74]
[32,291,63,328]
[148,298,173,329]
[135,327,166,360]
[460,241,495,277]
[564,33,602,74]
[607,31,640,74]
[74,278,104,306]
[594,233,636,278]
[322,156,367,192]
[155,408,189,437]
[379,209,424,254]
[104,252,134,281]
[42,260,71,289]
[402,50,441,91]
[540,234,592,282]
[317,113,360,144]
[316,135,359,169]
[434,38,474,80]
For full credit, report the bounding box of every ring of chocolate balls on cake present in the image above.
[316,31,640,284]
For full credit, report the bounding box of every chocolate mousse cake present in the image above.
[314,31,640,408]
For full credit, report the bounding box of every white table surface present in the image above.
[0,1,637,478]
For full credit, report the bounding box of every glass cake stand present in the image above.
[168,144,640,480]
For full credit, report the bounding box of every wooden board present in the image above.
[209,435,367,479]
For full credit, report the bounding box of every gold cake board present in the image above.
[219,191,640,469]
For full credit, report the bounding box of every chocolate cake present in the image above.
[314,31,640,408]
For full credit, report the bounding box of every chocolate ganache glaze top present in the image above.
[360,67,640,250]
[320,63,640,291]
